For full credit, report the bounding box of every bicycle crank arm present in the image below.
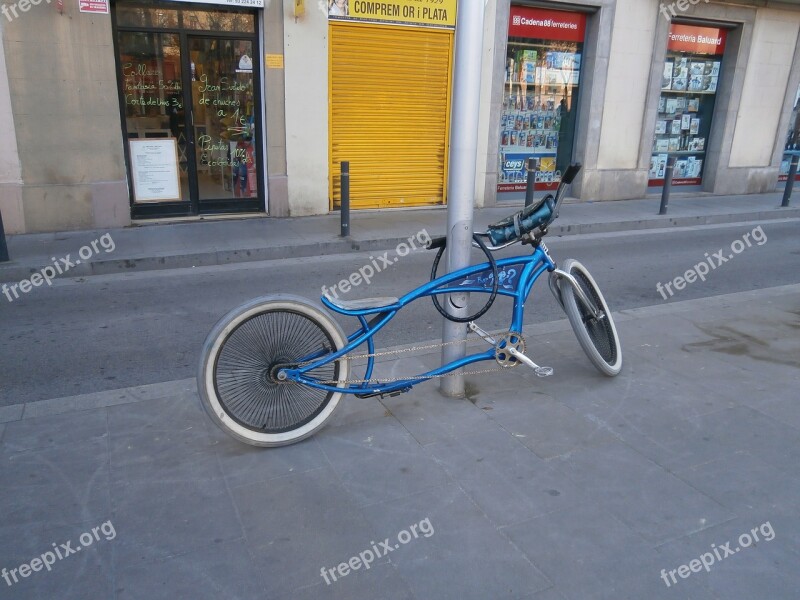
[507,347,554,377]
[469,322,498,346]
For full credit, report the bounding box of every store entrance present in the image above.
[114,4,263,218]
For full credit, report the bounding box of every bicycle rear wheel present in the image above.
[559,259,622,376]
[198,295,350,447]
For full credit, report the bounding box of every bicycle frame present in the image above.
[280,244,557,396]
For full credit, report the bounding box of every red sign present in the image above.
[498,182,558,194]
[667,24,727,55]
[649,177,702,187]
[508,6,586,43]
[79,0,109,13]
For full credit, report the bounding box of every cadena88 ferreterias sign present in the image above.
[328,0,456,29]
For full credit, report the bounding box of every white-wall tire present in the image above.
[197,295,350,447]
[560,259,622,377]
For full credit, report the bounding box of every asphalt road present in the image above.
[1,219,798,405]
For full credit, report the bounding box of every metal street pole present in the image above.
[440,0,486,397]
[782,154,798,208]
[340,161,350,237]
[0,209,9,263]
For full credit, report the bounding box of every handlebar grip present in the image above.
[427,236,446,250]
[561,162,582,185]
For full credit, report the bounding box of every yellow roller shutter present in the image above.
[329,21,453,209]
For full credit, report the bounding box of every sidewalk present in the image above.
[1,191,798,284]
[0,285,798,599]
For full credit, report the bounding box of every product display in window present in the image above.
[497,6,586,198]
[649,23,726,188]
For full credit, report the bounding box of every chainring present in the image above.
[495,332,526,368]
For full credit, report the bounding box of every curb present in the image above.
[1,208,798,284]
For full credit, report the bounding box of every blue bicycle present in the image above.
[198,163,622,447]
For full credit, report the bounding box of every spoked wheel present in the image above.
[559,259,622,376]
[198,295,350,447]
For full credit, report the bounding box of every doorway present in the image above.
[113,4,264,218]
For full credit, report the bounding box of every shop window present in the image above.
[114,1,263,217]
[779,83,800,183]
[118,31,188,203]
[649,24,727,189]
[183,10,255,32]
[497,6,586,199]
[115,3,254,32]
[116,6,179,28]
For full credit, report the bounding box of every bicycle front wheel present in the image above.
[560,259,622,376]
[198,295,350,447]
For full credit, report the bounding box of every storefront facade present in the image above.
[113,1,266,218]
[496,6,586,199]
[476,0,800,206]
[327,2,456,209]
[648,23,727,191]
[1,0,800,234]
[0,0,287,234]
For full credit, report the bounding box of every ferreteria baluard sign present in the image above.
[328,0,456,29]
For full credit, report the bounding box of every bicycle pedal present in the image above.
[535,367,554,378]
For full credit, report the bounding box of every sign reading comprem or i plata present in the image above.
[329,0,456,29]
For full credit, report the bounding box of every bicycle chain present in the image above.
[281,330,525,385]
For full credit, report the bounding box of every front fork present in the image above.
[548,268,604,320]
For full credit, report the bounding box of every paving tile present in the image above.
[0,403,24,424]
[572,389,735,472]
[654,516,800,599]
[126,378,197,401]
[32,565,114,600]
[331,444,450,508]
[676,309,800,383]
[317,414,450,507]
[213,433,328,490]
[557,439,734,545]
[107,394,208,437]
[519,588,567,600]
[0,520,115,600]
[2,409,108,452]
[426,428,585,527]
[232,468,379,598]
[674,451,800,516]
[109,425,223,485]
[281,562,415,600]
[22,397,77,419]
[111,478,243,566]
[579,349,740,419]
[359,483,551,600]
[626,319,774,402]
[0,439,111,534]
[328,394,391,430]
[380,390,493,446]
[473,389,617,459]
[751,396,800,432]
[687,406,800,476]
[72,387,140,411]
[315,414,424,467]
[116,539,265,600]
[503,502,716,600]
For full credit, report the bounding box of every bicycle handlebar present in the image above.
[484,162,582,246]
[425,162,582,251]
